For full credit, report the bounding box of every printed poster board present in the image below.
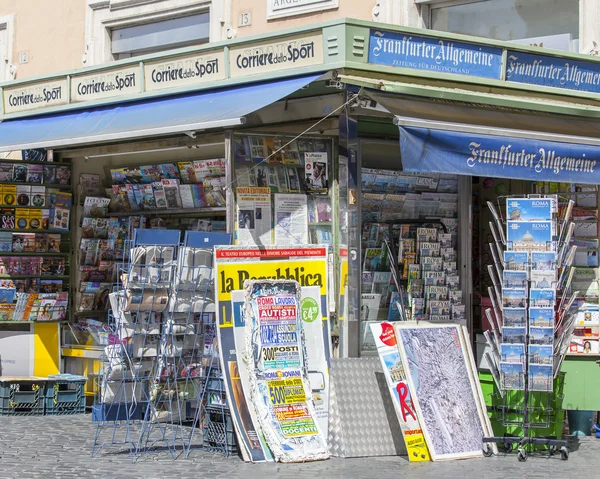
[370,322,430,461]
[243,280,329,462]
[214,245,331,462]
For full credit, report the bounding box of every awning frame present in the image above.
[393,116,600,148]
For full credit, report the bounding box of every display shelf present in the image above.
[62,346,104,359]
[0,252,70,257]
[0,274,70,280]
[308,222,332,226]
[0,320,68,324]
[0,181,71,187]
[0,158,70,167]
[74,310,109,317]
[0,228,70,234]
[107,206,226,217]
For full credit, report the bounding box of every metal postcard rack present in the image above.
[482,195,578,461]
[91,229,233,459]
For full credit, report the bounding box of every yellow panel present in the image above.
[33,323,60,376]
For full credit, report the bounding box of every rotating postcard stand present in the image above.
[482,197,576,462]
[91,229,232,459]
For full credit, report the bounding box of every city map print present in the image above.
[395,325,486,460]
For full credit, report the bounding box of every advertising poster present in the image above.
[274,194,308,246]
[236,187,272,246]
[304,152,328,194]
[214,246,330,462]
[230,291,274,462]
[244,280,329,462]
[370,322,430,462]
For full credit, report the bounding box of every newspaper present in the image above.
[236,187,272,246]
[274,194,308,246]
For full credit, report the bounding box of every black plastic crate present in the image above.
[45,375,87,415]
[0,377,46,416]
[203,410,237,455]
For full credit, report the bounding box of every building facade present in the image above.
[1,0,599,83]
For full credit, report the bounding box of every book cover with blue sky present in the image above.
[531,252,556,270]
[502,308,527,327]
[507,221,553,248]
[529,345,553,365]
[530,326,554,345]
[529,307,555,327]
[501,343,525,363]
[529,289,556,307]
[529,364,553,392]
[502,326,526,344]
[504,251,528,271]
[503,271,528,288]
[506,198,552,222]
[500,362,524,390]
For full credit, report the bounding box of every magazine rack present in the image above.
[482,195,576,462]
[91,229,232,459]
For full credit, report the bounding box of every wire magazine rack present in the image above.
[91,229,233,459]
[482,194,577,462]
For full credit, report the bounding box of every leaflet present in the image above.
[236,187,272,247]
[274,194,308,246]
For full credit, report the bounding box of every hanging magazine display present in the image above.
[243,279,329,462]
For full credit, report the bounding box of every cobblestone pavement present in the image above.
[0,415,598,478]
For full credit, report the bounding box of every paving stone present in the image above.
[0,415,597,477]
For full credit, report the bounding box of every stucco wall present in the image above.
[0,0,85,80]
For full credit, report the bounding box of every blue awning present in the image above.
[399,124,600,185]
[0,74,321,152]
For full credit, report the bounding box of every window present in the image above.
[111,13,210,59]
[85,1,221,66]
[0,15,14,81]
[430,0,579,52]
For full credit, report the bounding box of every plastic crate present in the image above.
[91,401,148,422]
[45,374,87,415]
[203,409,237,455]
[0,376,46,416]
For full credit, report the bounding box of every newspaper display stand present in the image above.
[91,229,232,458]
[482,196,576,461]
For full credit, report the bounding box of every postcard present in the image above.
[503,251,528,272]
[529,326,554,345]
[502,288,527,308]
[506,198,552,222]
[529,289,556,308]
[502,308,527,327]
[503,271,528,289]
[528,364,553,392]
[530,270,557,289]
[528,344,553,365]
[507,221,554,251]
[531,251,556,271]
[500,362,525,390]
[529,307,555,327]
[501,343,525,364]
[502,326,526,344]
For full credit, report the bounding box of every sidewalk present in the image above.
[0,414,596,478]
